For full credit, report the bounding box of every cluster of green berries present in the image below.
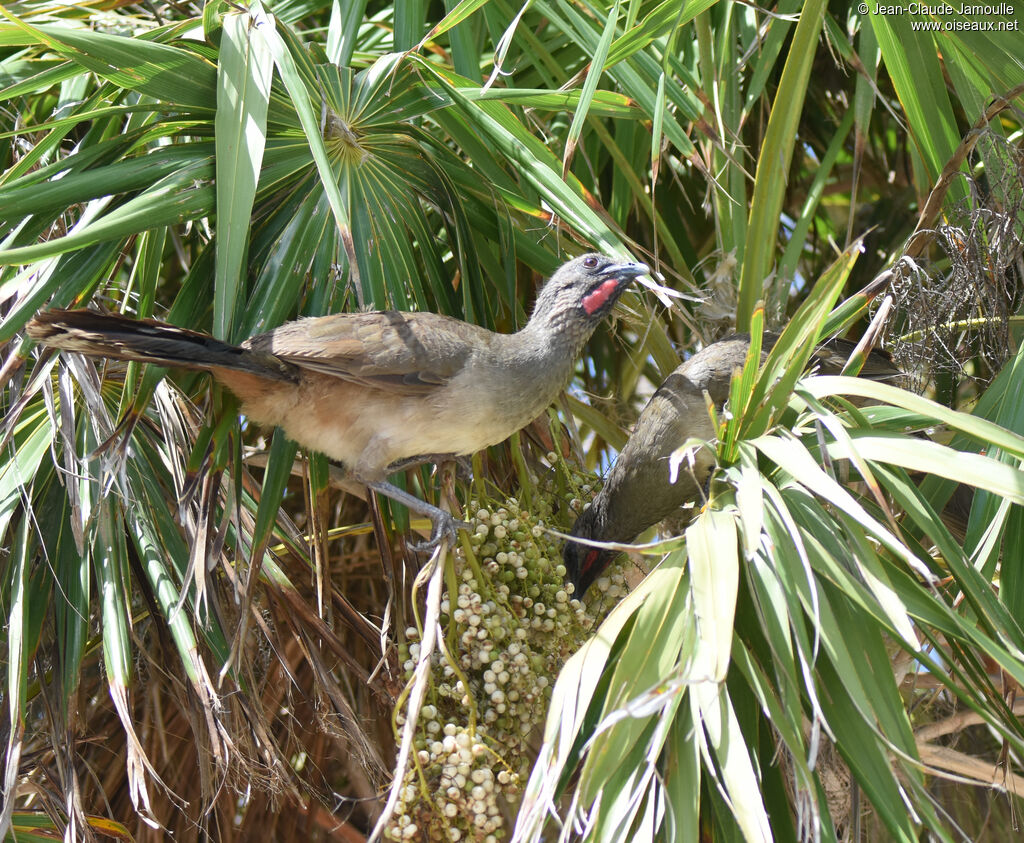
[386,484,627,841]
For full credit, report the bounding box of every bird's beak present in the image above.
[581,261,649,315]
[600,261,649,281]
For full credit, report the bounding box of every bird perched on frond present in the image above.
[28,253,648,547]
[564,332,901,595]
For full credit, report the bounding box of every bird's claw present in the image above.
[410,511,470,553]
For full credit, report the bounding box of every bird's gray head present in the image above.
[563,504,620,599]
[528,253,648,341]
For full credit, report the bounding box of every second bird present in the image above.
[564,332,901,596]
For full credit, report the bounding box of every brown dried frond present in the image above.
[883,128,1024,394]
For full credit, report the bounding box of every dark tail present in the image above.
[26,309,298,383]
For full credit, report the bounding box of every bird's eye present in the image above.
[583,256,599,269]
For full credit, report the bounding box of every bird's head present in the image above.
[563,504,620,599]
[529,253,648,340]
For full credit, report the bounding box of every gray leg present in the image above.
[365,479,470,550]
[384,453,471,479]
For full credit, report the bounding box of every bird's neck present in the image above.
[586,496,618,541]
[514,306,592,364]
[586,489,657,547]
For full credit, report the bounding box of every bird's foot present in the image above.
[363,478,469,552]
[410,510,472,553]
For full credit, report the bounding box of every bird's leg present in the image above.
[365,478,471,551]
[384,454,473,483]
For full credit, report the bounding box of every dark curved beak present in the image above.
[600,261,649,281]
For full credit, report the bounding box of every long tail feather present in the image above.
[26,309,297,383]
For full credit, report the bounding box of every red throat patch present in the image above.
[582,280,620,315]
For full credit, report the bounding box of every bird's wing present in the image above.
[810,336,901,380]
[677,334,756,404]
[242,311,488,394]
[681,332,901,402]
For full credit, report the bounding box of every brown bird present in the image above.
[564,332,901,595]
[27,253,648,547]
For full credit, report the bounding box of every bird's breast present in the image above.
[234,352,572,480]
